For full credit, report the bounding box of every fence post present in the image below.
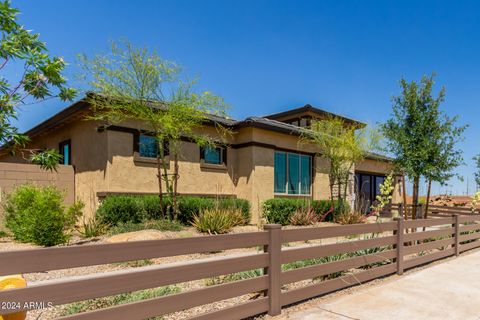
[394,217,404,275]
[417,203,424,219]
[453,214,460,257]
[264,224,282,316]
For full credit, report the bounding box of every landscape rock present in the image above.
[105,230,169,243]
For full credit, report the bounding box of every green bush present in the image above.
[192,208,245,234]
[96,196,146,226]
[4,184,83,246]
[262,198,346,225]
[63,286,180,317]
[96,195,250,226]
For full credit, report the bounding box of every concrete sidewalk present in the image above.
[284,250,480,320]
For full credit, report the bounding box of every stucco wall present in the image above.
[0,117,401,222]
[0,163,74,216]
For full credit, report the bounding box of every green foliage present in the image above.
[79,40,230,217]
[336,210,366,225]
[29,149,64,171]
[370,172,395,215]
[205,269,263,286]
[0,230,8,237]
[381,74,466,215]
[108,220,183,235]
[262,198,345,225]
[282,254,349,280]
[474,155,480,190]
[289,207,319,226]
[300,116,381,204]
[4,185,83,246]
[114,259,154,268]
[0,0,76,166]
[96,196,146,226]
[177,197,250,224]
[96,195,250,226]
[63,286,180,317]
[192,208,245,234]
[77,216,108,238]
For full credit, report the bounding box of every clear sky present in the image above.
[11,0,480,196]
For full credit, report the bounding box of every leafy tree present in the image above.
[381,74,465,219]
[422,110,466,217]
[300,116,379,212]
[0,0,76,170]
[474,155,480,191]
[79,41,230,219]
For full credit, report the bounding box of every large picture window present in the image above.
[274,151,311,195]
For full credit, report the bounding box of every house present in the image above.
[0,98,403,221]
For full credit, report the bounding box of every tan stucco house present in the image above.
[0,98,403,222]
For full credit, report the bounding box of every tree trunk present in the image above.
[172,153,179,220]
[156,153,164,218]
[402,174,408,220]
[423,179,432,231]
[412,176,420,220]
[159,140,171,218]
[425,179,432,219]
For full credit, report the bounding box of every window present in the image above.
[139,135,158,158]
[274,151,311,195]
[59,140,71,165]
[355,173,387,213]
[201,146,226,165]
[137,134,169,158]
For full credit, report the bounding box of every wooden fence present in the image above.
[1,213,480,319]
[383,203,479,218]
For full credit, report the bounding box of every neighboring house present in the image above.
[0,97,403,221]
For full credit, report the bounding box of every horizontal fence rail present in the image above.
[1,207,480,319]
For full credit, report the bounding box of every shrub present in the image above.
[289,207,319,226]
[96,196,147,226]
[177,197,250,224]
[77,216,108,238]
[96,195,250,226]
[205,269,263,286]
[4,185,83,246]
[108,220,183,235]
[262,198,346,225]
[336,210,366,225]
[63,286,180,317]
[192,208,244,234]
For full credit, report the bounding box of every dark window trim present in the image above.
[58,139,71,165]
[137,133,170,158]
[200,145,227,166]
[274,150,312,196]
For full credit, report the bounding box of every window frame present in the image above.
[58,139,71,165]
[134,134,169,159]
[274,150,312,196]
[200,145,227,167]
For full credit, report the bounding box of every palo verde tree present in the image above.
[473,155,480,191]
[300,116,379,212]
[0,0,76,169]
[381,74,465,219]
[79,41,230,219]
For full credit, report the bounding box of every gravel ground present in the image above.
[0,221,440,320]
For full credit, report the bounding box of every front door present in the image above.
[355,173,386,213]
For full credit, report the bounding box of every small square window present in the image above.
[201,146,226,165]
[139,135,158,158]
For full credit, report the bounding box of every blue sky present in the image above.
[11,0,480,195]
